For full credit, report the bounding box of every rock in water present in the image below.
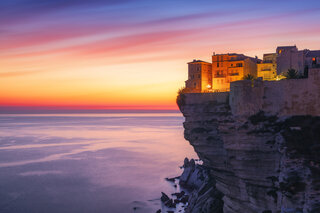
[172,191,185,199]
[160,192,170,203]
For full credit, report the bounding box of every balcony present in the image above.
[214,74,226,78]
[229,73,239,76]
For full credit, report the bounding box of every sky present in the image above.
[1,0,320,111]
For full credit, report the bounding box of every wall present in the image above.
[184,92,229,105]
[244,58,257,77]
[257,63,276,80]
[276,47,306,75]
[229,68,320,117]
[201,64,212,92]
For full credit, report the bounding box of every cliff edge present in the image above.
[178,69,320,213]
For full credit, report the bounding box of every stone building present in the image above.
[185,60,212,93]
[276,46,307,75]
[305,50,320,69]
[211,53,259,91]
[184,46,320,93]
[257,53,277,80]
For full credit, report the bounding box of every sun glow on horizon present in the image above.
[1,0,320,111]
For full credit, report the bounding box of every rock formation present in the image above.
[178,81,320,213]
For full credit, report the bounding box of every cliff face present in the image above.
[179,91,320,213]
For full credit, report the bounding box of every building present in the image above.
[211,53,259,91]
[185,60,212,93]
[276,46,307,75]
[184,45,320,93]
[305,50,320,69]
[257,53,277,80]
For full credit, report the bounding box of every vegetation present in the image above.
[284,69,299,79]
[176,87,188,109]
[242,74,255,80]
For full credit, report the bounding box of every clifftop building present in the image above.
[185,45,320,93]
[211,53,259,91]
[276,46,306,75]
[257,53,277,81]
[185,60,212,93]
[186,53,259,93]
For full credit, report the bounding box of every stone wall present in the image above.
[229,68,320,117]
[184,92,229,105]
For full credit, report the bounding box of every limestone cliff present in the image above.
[178,71,320,213]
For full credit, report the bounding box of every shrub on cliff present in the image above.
[285,69,299,79]
[242,74,255,80]
[176,87,188,109]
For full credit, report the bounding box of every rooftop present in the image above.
[306,50,320,57]
[188,59,211,64]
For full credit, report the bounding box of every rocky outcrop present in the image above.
[179,94,320,213]
[180,158,223,213]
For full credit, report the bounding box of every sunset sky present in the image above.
[1,0,320,111]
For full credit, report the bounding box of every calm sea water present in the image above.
[0,113,197,213]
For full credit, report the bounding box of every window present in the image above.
[192,74,194,79]
[198,74,201,78]
[231,64,233,67]
[217,62,219,67]
[194,83,196,88]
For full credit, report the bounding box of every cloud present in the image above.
[0,70,42,77]
[0,0,133,25]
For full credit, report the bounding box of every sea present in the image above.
[0,113,197,213]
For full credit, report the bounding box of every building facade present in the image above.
[185,46,320,93]
[276,46,306,75]
[257,53,277,80]
[211,53,258,91]
[185,60,212,93]
[305,50,320,69]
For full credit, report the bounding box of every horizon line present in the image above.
[0,105,180,114]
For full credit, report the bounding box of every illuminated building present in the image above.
[257,53,277,80]
[185,60,212,93]
[211,53,259,91]
[185,46,320,93]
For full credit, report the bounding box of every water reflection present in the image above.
[0,113,196,213]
